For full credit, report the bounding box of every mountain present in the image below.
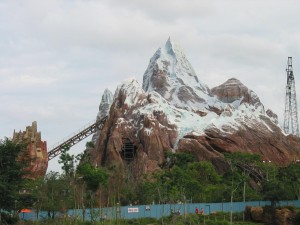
[12,121,48,178]
[87,39,300,176]
[91,88,113,146]
[143,37,222,114]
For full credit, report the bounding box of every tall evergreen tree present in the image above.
[0,138,29,222]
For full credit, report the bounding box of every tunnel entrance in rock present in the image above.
[120,138,137,162]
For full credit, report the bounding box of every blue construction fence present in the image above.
[20,200,300,221]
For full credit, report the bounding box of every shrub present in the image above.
[0,212,19,225]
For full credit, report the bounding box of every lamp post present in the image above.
[263,160,272,181]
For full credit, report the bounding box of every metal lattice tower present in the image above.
[284,57,299,137]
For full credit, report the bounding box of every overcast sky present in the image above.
[1,0,300,173]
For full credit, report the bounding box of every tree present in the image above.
[135,176,160,204]
[224,152,261,202]
[77,162,109,193]
[161,151,196,169]
[38,171,74,219]
[262,179,287,207]
[224,152,261,224]
[0,138,29,223]
[58,145,75,177]
[76,162,109,221]
[186,161,222,202]
[278,163,300,200]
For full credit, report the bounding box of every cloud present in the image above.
[104,0,215,21]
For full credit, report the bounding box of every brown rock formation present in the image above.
[13,121,48,178]
[211,78,262,107]
[88,78,300,179]
[245,206,296,225]
[89,80,178,177]
[274,208,295,225]
[86,39,300,179]
[178,117,300,167]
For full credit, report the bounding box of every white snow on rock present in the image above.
[92,88,113,145]
[93,39,284,148]
[142,37,222,112]
[114,78,146,107]
[97,88,113,120]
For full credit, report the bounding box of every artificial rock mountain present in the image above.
[13,121,48,178]
[87,38,300,176]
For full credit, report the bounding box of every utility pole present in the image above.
[284,57,299,137]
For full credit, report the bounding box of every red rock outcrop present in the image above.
[211,78,262,107]
[13,121,48,178]
[89,79,178,177]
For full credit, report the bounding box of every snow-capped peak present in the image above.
[164,37,185,61]
[142,38,216,112]
[99,88,113,110]
[143,38,203,92]
[96,88,113,120]
[114,78,145,107]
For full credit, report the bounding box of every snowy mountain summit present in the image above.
[87,39,300,176]
[143,38,220,112]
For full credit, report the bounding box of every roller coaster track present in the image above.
[47,116,107,161]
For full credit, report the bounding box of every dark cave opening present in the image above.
[120,138,137,162]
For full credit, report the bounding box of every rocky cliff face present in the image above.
[88,39,300,176]
[12,121,48,178]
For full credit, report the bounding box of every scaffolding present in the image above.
[284,57,299,137]
[120,138,136,162]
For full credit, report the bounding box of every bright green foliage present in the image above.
[76,162,109,192]
[134,152,224,204]
[186,161,223,202]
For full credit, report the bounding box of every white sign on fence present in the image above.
[128,207,139,213]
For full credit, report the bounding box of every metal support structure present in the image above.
[120,138,136,161]
[284,57,299,137]
[48,116,107,160]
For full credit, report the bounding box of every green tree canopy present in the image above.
[277,163,300,200]
[0,138,29,211]
[76,162,109,192]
